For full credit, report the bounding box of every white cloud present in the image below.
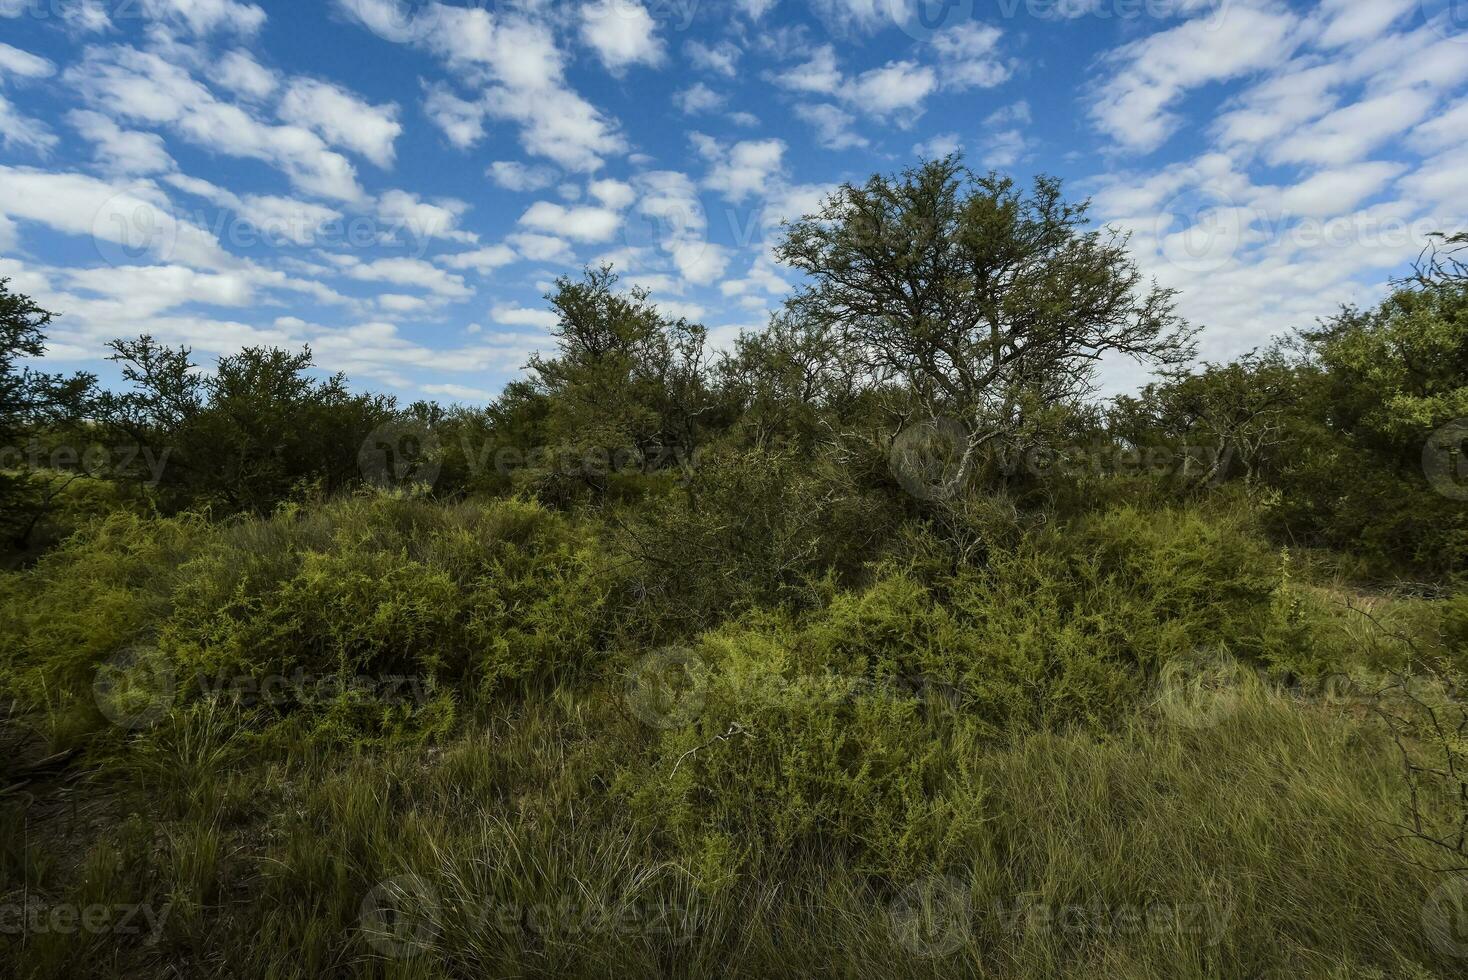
[67,46,364,202]
[737,0,776,19]
[492,303,560,329]
[928,22,1011,91]
[0,166,235,269]
[328,254,473,298]
[978,101,1032,168]
[488,160,558,192]
[846,61,936,118]
[686,39,740,77]
[590,178,635,210]
[675,83,724,115]
[580,0,666,72]
[696,136,786,202]
[506,231,576,263]
[278,78,401,168]
[140,0,267,36]
[68,110,175,175]
[377,189,475,244]
[0,43,55,79]
[164,174,343,246]
[1091,5,1300,153]
[440,244,518,273]
[1272,88,1435,167]
[773,46,936,120]
[913,132,960,159]
[1276,161,1405,218]
[796,104,868,150]
[0,93,58,153]
[216,49,278,100]
[1411,98,1468,155]
[340,3,626,172]
[519,201,622,243]
[1314,0,1416,49]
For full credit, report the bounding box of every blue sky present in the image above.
[1,0,1465,402]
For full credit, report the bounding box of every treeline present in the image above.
[2,157,1464,577]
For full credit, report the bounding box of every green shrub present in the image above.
[619,446,893,634]
[622,499,1298,882]
[1,494,617,746]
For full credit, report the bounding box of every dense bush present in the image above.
[622,500,1298,882]
[0,494,616,745]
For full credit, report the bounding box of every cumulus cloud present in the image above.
[341,1,626,172]
[68,110,175,175]
[580,0,666,73]
[675,83,725,115]
[695,136,787,203]
[771,45,937,121]
[66,46,364,201]
[518,201,623,243]
[278,78,402,169]
[1091,4,1300,153]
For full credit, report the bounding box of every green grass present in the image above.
[2,492,1465,978]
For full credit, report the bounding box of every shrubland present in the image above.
[1,161,1466,979]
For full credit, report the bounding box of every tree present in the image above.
[777,157,1195,478]
[523,266,710,493]
[97,337,394,514]
[0,281,95,547]
[714,311,877,451]
[1113,347,1301,487]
